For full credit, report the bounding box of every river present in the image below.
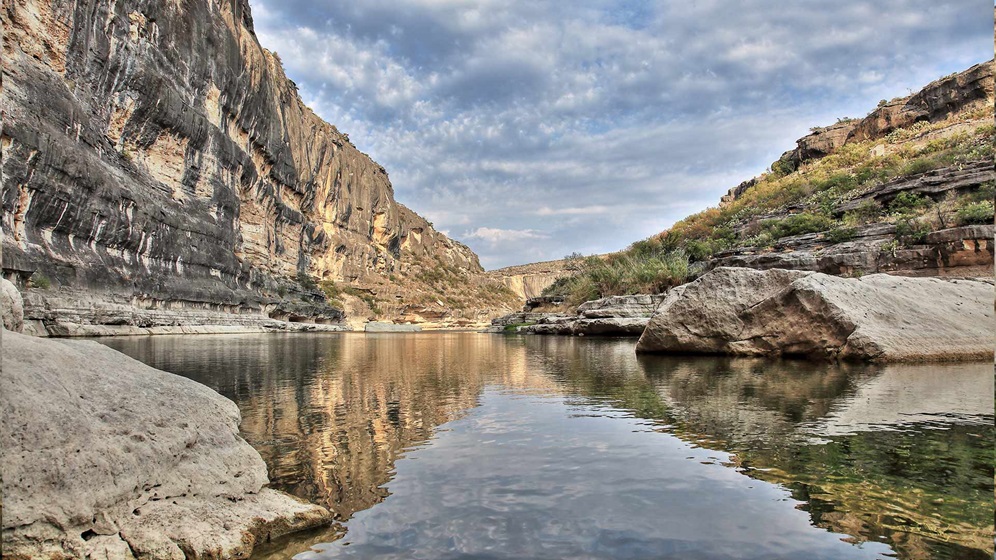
[99,332,994,560]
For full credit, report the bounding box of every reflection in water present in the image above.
[101,333,993,560]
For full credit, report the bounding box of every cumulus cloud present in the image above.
[250,0,992,269]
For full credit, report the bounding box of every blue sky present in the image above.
[249,1,993,269]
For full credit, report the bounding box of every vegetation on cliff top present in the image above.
[545,106,993,306]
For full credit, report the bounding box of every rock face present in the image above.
[710,158,994,279]
[771,62,995,174]
[720,61,994,209]
[1,330,333,559]
[18,288,351,337]
[491,294,664,337]
[577,294,666,318]
[1,0,492,331]
[487,259,573,301]
[2,277,24,332]
[710,223,994,279]
[636,267,994,362]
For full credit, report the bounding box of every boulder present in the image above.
[636,267,994,362]
[637,268,810,354]
[2,278,24,332]
[1,331,332,559]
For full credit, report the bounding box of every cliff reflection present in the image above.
[546,344,993,560]
[106,333,561,518]
[239,333,562,516]
[101,333,993,560]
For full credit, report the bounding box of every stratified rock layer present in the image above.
[490,294,664,336]
[1,0,487,330]
[636,267,994,362]
[0,330,333,559]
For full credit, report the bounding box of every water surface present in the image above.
[101,333,994,560]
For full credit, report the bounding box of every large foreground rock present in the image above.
[1,331,332,559]
[636,267,994,362]
[2,278,24,332]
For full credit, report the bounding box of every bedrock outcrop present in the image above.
[776,61,994,173]
[2,0,494,331]
[636,267,994,362]
[490,294,665,336]
[1,329,333,559]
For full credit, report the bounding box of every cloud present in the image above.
[464,227,548,244]
[250,0,993,269]
[535,206,610,216]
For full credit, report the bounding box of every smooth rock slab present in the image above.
[0,331,332,559]
[636,267,994,362]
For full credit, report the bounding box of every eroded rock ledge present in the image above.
[636,267,994,362]
[1,327,333,559]
[490,294,665,336]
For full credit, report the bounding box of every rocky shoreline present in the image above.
[1,341,334,558]
[490,267,995,363]
[1,284,336,559]
[488,294,665,337]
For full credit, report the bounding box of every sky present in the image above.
[249,1,993,270]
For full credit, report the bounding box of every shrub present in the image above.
[760,213,834,240]
[823,226,857,244]
[965,181,995,204]
[889,191,930,214]
[296,271,318,291]
[898,157,939,177]
[814,172,858,193]
[770,156,796,177]
[843,200,883,225]
[685,239,717,262]
[955,201,994,226]
[543,247,689,306]
[30,273,52,289]
[894,217,931,245]
[318,280,345,307]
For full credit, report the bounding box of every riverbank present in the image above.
[492,267,995,363]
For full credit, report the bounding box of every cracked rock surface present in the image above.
[1,330,332,559]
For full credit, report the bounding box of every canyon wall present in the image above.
[2,0,511,331]
[486,259,572,301]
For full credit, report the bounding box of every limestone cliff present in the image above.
[757,60,995,179]
[1,0,513,332]
[695,60,995,279]
[486,259,573,300]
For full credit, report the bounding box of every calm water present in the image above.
[99,333,994,560]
